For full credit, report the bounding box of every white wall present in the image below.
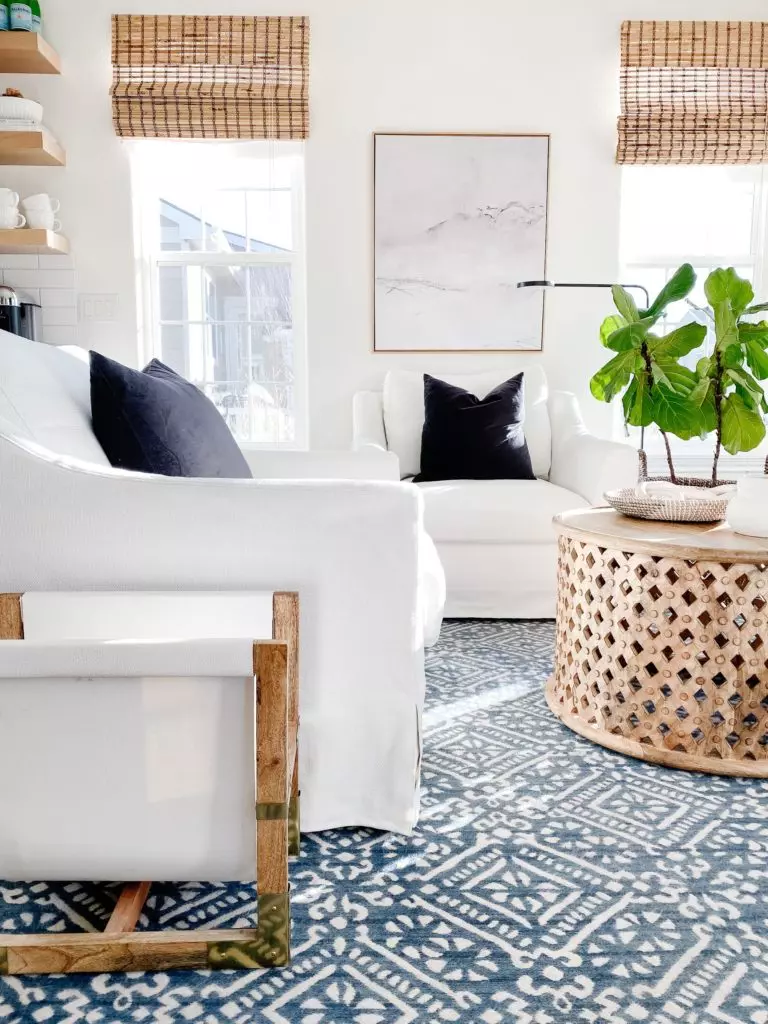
[2,0,764,447]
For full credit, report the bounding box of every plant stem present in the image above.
[712,351,723,485]
[661,431,678,483]
[640,340,678,483]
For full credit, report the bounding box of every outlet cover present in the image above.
[78,293,120,322]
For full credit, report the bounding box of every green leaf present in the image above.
[650,361,673,391]
[623,374,655,427]
[652,384,703,439]
[739,320,768,346]
[696,356,712,378]
[590,349,640,403]
[705,267,755,315]
[654,356,700,391]
[603,318,657,353]
[651,361,702,435]
[744,303,768,316]
[734,384,760,410]
[713,300,739,352]
[648,322,707,358]
[689,377,712,408]
[722,343,744,368]
[721,392,766,454]
[745,338,768,379]
[645,264,696,319]
[600,314,628,348]
[652,358,711,439]
[612,285,639,323]
[726,366,764,403]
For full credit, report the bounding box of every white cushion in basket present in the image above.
[382,366,551,480]
[0,330,109,466]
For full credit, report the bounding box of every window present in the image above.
[132,142,306,447]
[620,165,768,474]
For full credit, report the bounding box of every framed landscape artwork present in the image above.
[374,133,550,352]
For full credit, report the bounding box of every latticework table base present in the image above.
[550,511,768,777]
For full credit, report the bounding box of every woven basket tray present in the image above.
[604,486,732,523]
[605,452,737,523]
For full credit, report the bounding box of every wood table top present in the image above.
[554,507,768,562]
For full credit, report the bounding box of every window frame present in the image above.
[130,140,308,450]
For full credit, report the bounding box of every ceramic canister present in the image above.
[727,474,768,538]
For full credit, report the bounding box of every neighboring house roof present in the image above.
[159,199,289,254]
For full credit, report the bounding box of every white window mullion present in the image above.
[130,140,306,448]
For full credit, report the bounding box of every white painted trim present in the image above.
[127,140,308,448]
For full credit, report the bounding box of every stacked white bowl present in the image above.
[21,193,60,232]
[0,189,25,230]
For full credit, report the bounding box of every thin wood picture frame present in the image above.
[373,132,551,354]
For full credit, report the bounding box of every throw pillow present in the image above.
[414,372,535,482]
[90,352,252,479]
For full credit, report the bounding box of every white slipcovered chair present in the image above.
[354,367,638,618]
[0,332,446,883]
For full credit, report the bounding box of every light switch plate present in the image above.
[78,293,120,322]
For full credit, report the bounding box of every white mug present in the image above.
[22,193,59,213]
[24,210,59,231]
[0,189,19,207]
[0,209,25,229]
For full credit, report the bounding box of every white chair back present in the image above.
[0,332,108,465]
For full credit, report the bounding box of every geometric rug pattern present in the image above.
[2,619,768,1023]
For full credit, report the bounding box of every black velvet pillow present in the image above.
[414,372,535,482]
[90,352,252,479]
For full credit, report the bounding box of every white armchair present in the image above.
[354,367,639,618]
[0,332,445,849]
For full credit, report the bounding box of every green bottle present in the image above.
[9,2,31,30]
[0,3,8,31]
[30,0,39,32]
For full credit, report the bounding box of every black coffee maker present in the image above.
[0,285,41,341]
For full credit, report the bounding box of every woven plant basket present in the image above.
[604,450,744,524]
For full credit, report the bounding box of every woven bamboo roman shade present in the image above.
[111,14,309,140]
[618,20,768,164]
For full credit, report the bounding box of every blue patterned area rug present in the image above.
[2,620,768,1023]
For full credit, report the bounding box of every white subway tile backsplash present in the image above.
[42,305,78,326]
[41,325,77,345]
[1,256,80,339]
[40,288,76,307]
[38,254,75,270]
[0,254,39,270]
[7,268,75,289]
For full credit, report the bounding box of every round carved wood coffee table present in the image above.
[548,508,768,776]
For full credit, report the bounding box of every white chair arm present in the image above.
[0,435,434,836]
[549,391,639,505]
[0,638,255,678]
[241,447,400,482]
[353,391,388,450]
[0,435,422,598]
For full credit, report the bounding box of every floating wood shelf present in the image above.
[0,129,64,166]
[0,32,61,74]
[0,228,68,254]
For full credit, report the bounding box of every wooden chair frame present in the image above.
[0,591,300,976]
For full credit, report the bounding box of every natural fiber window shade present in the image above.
[111,15,309,140]
[618,20,768,165]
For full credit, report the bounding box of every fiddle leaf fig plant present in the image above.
[694,267,768,481]
[590,264,768,484]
